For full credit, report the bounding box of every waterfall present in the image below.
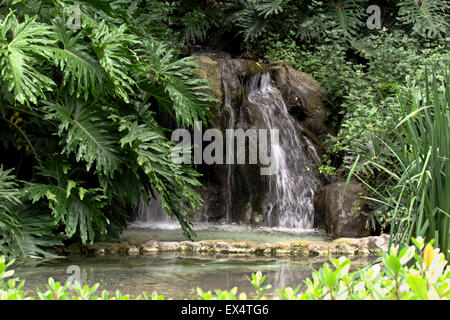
[131,192,179,228]
[132,65,322,231]
[243,73,321,229]
[223,80,235,224]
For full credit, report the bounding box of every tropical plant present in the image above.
[0,0,217,260]
[397,0,449,40]
[351,68,449,260]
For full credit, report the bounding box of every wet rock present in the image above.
[290,241,310,256]
[126,235,159,247]
[270,62,327,136]
[333,234,390,255]
[314,182,371,238]
[368,234,389,253]
[80,234,390,258]
[308,243,330,256]
[86,242,128,255]
[194,56,222,103]
[334,243,355,256]
[179,241,201,252]
[158,242,180,252]
[66,243,82,255]
[216,241,230,251]
[142,240,159,254]
[127,246,140,255]
[270,242,293,256]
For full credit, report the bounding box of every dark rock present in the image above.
[270,62,328,137]
[314,182,370,238]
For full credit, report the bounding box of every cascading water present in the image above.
[132,59,323,231]
[240,72,321,229]
[131,192,178,228]
[223,80,235,224]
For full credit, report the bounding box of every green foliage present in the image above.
[294,239,449,299]
[351,68,450,260]
[397,0,449,39]
[180,8,216,46]
[0,167,21,233]
[0,12,55,105]
[280,28,448,181]
[49,17,110,100]
[1,239,448,300]
[0,167,62,261]
[247,270,272,299]
[0,1,216,260]
[325,0,366,38]
[44,98,121,175]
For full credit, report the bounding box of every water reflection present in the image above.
[13,254,376,299]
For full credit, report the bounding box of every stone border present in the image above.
[83,234,390,258]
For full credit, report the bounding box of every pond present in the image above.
[13,225,376,299]
[123,222,332,243]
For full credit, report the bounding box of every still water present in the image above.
[123,223,331,243]
[14,254,375,299]
[13,225,374,299]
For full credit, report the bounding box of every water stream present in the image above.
[245,73,321,229]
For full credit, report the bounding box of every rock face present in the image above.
[270,61,327,137]
[313,182,371,238]
[195,57,327,139]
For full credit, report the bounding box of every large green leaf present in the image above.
[138,39,216,128]
[0,12,55,105]
[25,160,108,244]
[49,17,110,100]
[44,97,121,176]
[91,21,138,103]
[397,0,449,39]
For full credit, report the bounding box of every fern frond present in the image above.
[26,160,108,244]
[256,0,286,19]
[44,97,121,176]
[8,203,64,261]
[125,0,175,38]
[237,3,269,41]
[0,166,21,234]
[181,8,215,45]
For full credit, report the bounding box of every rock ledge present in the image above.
[82,234,390,257]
